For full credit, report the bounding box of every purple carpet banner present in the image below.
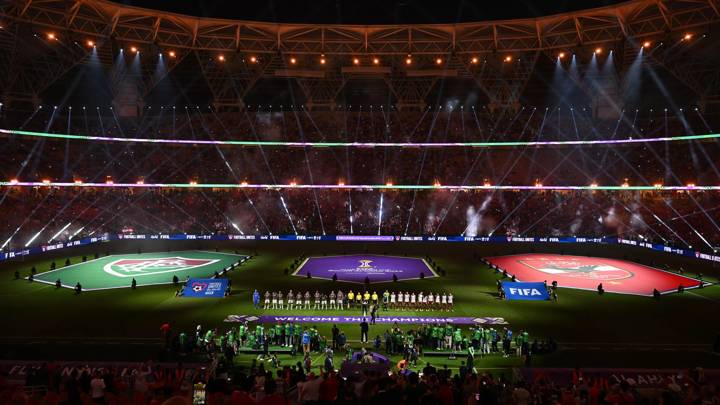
[224,315,507,325]
[293,254,435,283]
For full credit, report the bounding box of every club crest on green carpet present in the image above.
[103,257,219,278]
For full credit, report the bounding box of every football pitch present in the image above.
[32,251,246,290]
[2,243,720,368]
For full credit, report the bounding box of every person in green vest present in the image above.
[285,322,293,347]
[382,290,390,311]
[515,332,523,356]
[267,326,276,348]
[204,329,215,349]
[433,325,442,350]
[472,327,483,350]
[483,328,492,355]
[248,332,257,349]
[274,323,283,346]
[238,323,247,347]
[219,334,228,351]
[453,328,463,351]
[444,324,454,350]
[294,323,302,352]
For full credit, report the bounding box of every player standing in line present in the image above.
[295,291,302,310]
[347,291,355,309]
[397,291,404,310]
[390,291,396,309]
[304,291,311,309]
[382,290,389,311]
[271,291,278,309]
[287,290,294,310]
[264,291,270,309]
[417,292,424,311]
[329,291,336,309]
[337,290,345,310]
[441,293,447,311]
[314,291,321,310]
[448,292,454,311]
[321,293,328,310]
[278,291,284,310]
[427,292,434,311]
[253,289,260,310]
[404,292,410,310]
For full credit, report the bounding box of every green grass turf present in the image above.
[2,247,720,367]
[31,251,244,290]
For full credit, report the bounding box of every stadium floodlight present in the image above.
[168,51,176,58]
[289,57,297,64]
[471,57,478,64]
[683,33,692,40]
[47,222,72,243]
[24,230,43,247]
[47,33,56,40]
[87,40,94,47]
[643,41,651,48]
[352,58,359,65]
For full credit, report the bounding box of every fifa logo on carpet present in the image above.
[358,260,374,268]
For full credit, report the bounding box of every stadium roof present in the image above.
[110,0,629,25]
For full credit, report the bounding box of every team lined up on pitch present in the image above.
[255,290,455,311]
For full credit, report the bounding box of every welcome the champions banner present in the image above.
[182,278,227,298]
[502,281,550,301]
[224,315,508,325]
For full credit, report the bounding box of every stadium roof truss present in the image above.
[1,0,719,110]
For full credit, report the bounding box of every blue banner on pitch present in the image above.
[502,282,550,301]
[182,278,227,298]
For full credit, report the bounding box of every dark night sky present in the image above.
[112,0,628,24]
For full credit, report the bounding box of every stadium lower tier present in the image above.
[2,188,719,255]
